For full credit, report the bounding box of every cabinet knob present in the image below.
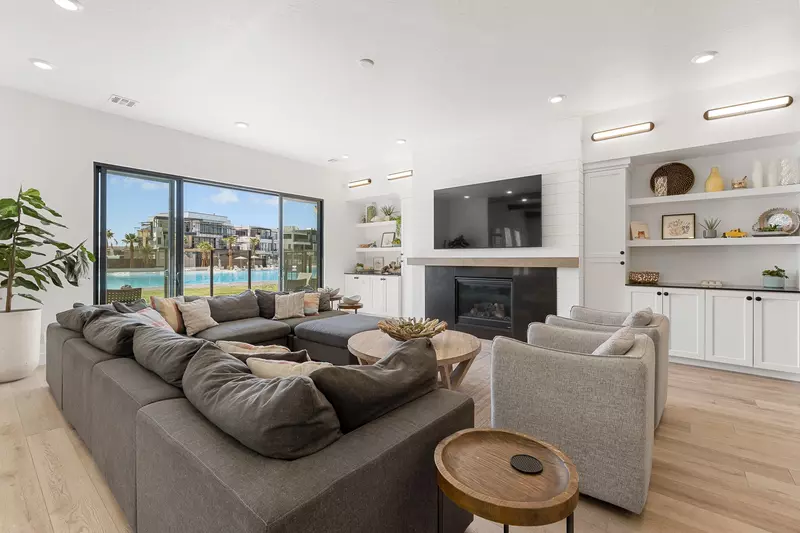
[380,278,386,281]
[746,296,753,301]
[755,296,762,302]
[620,250,625,255]
[353,276,359,279]
[657,292,662,296]
[663,292,669,296]
[620,261,625,265]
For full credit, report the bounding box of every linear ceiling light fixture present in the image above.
[703,96,793,120]
[387,170,413,181]
[348,178,372,189]
[591,122,655,142]
[53,0,83,11]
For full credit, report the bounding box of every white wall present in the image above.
[0,86,349,338]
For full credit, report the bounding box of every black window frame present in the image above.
[93,162,324,304]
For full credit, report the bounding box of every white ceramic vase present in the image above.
[766,160,780,187]
[751,160,764,188]
[0,308,41,383]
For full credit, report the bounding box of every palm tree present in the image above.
[223,235,238,270]
[105,229,116,256]
[122,233,138,268]
[138,237,154,268]
[197,241,213,268]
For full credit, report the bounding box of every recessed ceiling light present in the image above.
[548,95,566,104]
[521,198,528,202]
[591,122,655,142]
[463,196,470,199]
[53,0,83,11]
[359,58,375,68]
[341,154,349,159]
[29,59,54,70]
[691,51,718,64]
[396,138,407,145]
[234,122,249,129]
[704,95,793,120]
[506,190,513,194]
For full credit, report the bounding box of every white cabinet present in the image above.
[754,292,800,373]
[584,166,629,312]
[626,286,662,313]
[343,274,402,317]
[705,290,754,367]
[662,288,705,360]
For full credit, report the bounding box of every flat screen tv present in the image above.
[434,175,542,249]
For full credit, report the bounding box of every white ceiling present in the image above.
[1,0,798,171]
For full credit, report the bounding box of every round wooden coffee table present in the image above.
[435,428,579,533]
[347,330,481,389]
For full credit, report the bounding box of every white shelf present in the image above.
[355,247,402,253]
[628,184,800,207]
[628,237,800,247]
[355,221,397,229]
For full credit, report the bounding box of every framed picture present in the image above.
[373,257,385,271]
[662,213,696,240]
[380,232,396,248]
[630,221,650,240]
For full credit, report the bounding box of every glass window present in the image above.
[282,197,320,291]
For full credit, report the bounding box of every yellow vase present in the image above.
[705,166,724,192]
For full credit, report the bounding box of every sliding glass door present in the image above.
[95,167,177,304]
[94,164,322,303]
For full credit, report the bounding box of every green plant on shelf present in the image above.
[381,205,396,218]
[762,265,789,279]
[699,217,721,231]
[759,224,782,232]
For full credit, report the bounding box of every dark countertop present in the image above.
[626,282,800,294]
[345,272,402,276]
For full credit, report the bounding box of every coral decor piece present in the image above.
[378,317,447,342]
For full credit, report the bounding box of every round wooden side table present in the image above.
[434,428,579,533]
[338,303,363,313]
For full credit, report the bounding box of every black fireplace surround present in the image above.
[425,266,557,341]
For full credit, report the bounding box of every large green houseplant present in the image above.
[0,187,94,382]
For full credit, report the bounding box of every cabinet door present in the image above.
[384,277,402,317]
[662,288,705,360]
[344,275,371,310]
[584,169,627,257]
[754,292,800,373]
[585,258,627,312]
[370,277,387,314]
[625,286,662,313]
[705,290,754,367]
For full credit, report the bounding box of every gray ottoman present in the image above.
[293,314,383,365]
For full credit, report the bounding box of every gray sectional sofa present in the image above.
[46,300,475,533]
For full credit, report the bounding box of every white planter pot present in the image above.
[0,308,42,383]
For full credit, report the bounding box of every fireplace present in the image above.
[455,277,512,333]
[425,266,557,341]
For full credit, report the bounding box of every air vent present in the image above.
[108,94,139,108]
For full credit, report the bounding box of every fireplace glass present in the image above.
[455,277,512,331]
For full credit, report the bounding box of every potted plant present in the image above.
[699,217,721,238]
[762,265,789,289]
[1,187,94,382]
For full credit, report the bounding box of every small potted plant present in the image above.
[699,217,721,239]
[762,265,789,289]
[354,262,365,273]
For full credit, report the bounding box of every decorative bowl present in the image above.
[341,295,361,305]
[628,271,660,285]
[378,318,448,342]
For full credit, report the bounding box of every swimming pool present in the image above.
[107,269,284,289]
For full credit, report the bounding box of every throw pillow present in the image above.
[592,327,636,356]
[112,299,149,313]
[247,358,332,378]
[274,292,305,320]
[133,326,208,387]
[309,338,438,432]
[207,291,260,322]
[82,311,151,356]
[177,298,219,336]
[303,292,320,316]
[182,344,342,459]
[216,341,310,363]
[622,307,653,327]
[254,290,288,319]
[317,291,332,312]
[56,306,107,332]
[135,307,173,330]
[150,296,186,333]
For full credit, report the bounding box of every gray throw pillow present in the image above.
[183,344,342,459]
[112,299,149,313]
[254,290,288,319]
[230,349,310,364]
[133,326,208,387]
[592,327,636,356]
[317,292,332,312]
[82,311,150,356]
[622,307,653,327]
[207,291,260,322]
[56,306,108,332]
[309,338,438,432]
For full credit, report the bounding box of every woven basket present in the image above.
[628,271,660,285]
[650,163,694,195]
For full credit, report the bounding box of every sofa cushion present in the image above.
[247,358,332,378]
[56,305,108,332]
[592,327,636,356]
[208,291,260,322]
[309,338,438,432]
[112,299,149,313]
[182,344,341,459]
[277,310,347,332]
[195,317,290,344]
[150,296,186,333]
[82,311,149,356]
[133,326,208,387]
[318,291,332,312]
[177,298,219,336]
[254,290,288,319]
[274,292,304,320]
[216,341,309,363]
[294,313,382,349]
[622,307,653,327]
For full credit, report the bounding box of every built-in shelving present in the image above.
[355,247,402,253]
[628,237,800,247]
[355,221,397,229]
[628,184,800,207]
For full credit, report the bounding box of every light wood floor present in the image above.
[3,349,800,533]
